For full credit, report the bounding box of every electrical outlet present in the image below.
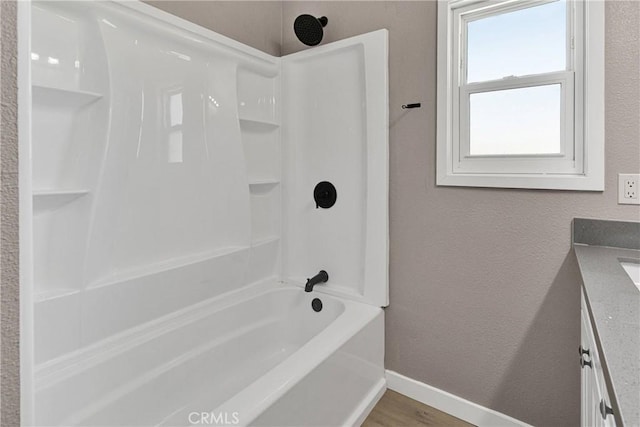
[619,174,640,205]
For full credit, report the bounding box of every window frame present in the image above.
[436,0,604,191]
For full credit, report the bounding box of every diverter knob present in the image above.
[314,181,337,209]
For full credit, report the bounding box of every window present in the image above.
[437,0,604,190]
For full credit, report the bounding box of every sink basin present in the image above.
[620,260,640,291]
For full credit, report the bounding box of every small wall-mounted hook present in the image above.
[402,103,421,109]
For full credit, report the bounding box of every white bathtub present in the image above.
[34,282,385,426]
[27,3,388,426]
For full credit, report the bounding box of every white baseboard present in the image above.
[385,370,531,427]
[347,377,386,427]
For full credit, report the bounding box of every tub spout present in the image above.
[305,270,329,292]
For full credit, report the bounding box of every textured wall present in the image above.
[0,0,21,425]
[281,2,640,426]
[144,1,282,56]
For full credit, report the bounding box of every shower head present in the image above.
[294,14,328,46]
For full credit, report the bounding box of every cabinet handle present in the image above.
[599,399,614,419]
[580,356,592,368]
[578,345,590,356]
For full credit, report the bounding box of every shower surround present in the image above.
[25,1,388,425]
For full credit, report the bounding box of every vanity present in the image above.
[573,219,640,427]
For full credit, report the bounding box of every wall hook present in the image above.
[402,103,421,109]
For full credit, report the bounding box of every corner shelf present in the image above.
[251,236,280,247]
[248,179,279,185]
[33,189,90,211]
[248,180,280,193]
[32,84,103,109]
[239,118,279,131]
[34,287,81,304]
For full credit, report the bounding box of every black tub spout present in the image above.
[305,270,329,292]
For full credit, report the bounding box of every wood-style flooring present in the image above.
[362,390,475,427]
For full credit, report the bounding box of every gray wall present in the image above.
[281,2,640,426]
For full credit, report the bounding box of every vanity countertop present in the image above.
[574,243,640,427]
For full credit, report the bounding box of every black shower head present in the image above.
[294,14,328,46]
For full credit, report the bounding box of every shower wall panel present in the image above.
[28,2,387,424]
[31,0,282,370]
[281,32,388,307]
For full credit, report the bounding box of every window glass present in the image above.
[469,84,562,155]
[467,1,567,83]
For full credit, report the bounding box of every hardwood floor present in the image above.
[362,390,475,427]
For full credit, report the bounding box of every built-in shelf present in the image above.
[239,118,279,131]
[33,189,90,211]
[32,84,103,109]
[87,245,250,290]
[249,179,279,185]
[34,287,81,303]
[248,180,280,193]
[33,189,90,196]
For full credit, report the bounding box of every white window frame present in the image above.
[436,0,604,191]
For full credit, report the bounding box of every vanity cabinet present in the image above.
[581,291,616,427]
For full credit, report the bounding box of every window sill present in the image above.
[436,172,604,191]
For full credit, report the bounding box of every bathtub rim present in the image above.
[211,297,383,426]
[35,278,383,426]
[34,279,370,389]
[35,278,283,387]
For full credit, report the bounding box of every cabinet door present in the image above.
[597,373,617,427]
[580,308,588,425]
[581,309,596,427]
[581,292,616,427]
[588,371,604,427]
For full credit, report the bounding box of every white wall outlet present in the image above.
[619,174,640,205]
